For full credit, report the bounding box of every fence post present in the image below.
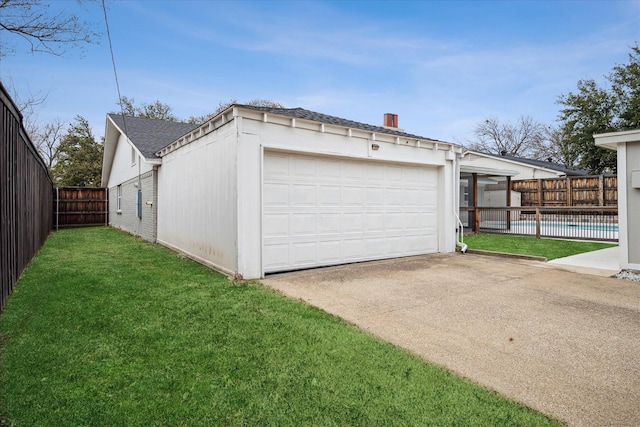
[535,207,541,239]
[506,176,511,230]
[537,179,543,206]
[598,175,605,206]
[566,177,573,206]
[474,207,481,234]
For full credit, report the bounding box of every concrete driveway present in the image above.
[261,253,640,427]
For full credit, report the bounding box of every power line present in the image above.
[101,0,128,137]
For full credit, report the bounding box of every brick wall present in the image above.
[109,170,157,242]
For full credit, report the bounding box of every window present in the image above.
[116,185,122,211]
[131,146,136,165]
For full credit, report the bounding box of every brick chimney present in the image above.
[383,113,398,128]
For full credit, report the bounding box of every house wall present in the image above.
[461,153,560,179]
[156,121,239,276]
[623,141,640,268]
[106,132,153,188]
[109,170,157,242]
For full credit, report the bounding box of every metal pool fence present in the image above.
[459,207,618,241]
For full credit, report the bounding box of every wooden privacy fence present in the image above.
[511,176,617,207]
[54,187,108,229]
[1,82,54,312]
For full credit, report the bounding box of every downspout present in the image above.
[453,150,467,253]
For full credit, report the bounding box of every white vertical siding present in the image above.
[157,123,240,275]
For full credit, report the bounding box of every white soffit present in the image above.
[460,165,519,176]
[594,129,640,150]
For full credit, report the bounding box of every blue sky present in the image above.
[2,0,639,144]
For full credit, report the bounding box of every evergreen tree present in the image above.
[51,116,103,186]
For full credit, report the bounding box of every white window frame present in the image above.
[131,146,137,166]
[116,185,122,212]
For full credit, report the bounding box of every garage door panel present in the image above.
[318,185,341,206]
[291,184,316,206]
[363,237,387,257]
[318,213,341,234]
[291,213,316,235]
[264,153,290,177]
[343,213,364,232]
[293,157,317,177]
[263,152,439,273]
[264,213,289,237]
[364,213,385,231]
[264,183,289,206]
[343,186,364,206]
[318,240,342,263]
[291,242,316,265]
[318,159,342,179]
[343,162,364,180]
[342,238,364,260]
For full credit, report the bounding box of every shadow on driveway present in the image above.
[261,253,640,427]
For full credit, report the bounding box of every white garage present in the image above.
[263,152,439,273]
[151,105,462,279]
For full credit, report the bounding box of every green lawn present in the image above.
[463,233,616,260]
[1,227,561,426]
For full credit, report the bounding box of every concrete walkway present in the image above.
[548,246,619,277]
[261,253,640,427]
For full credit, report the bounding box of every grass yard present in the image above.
[0,227,561,426]
[462,233,616,260]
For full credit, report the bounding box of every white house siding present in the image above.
[595,130,640,271]
[106,132,153,188]
[156,108,458,279]
[461,153,560,179]
[107,132,157,241]
[109,170,157,242]
[156,122,240,276]
[623,141,640,269]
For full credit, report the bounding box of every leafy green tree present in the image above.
[51,115,102,186]
[556,80,617,173]
[557,44,639,174]
[610,45,640,130]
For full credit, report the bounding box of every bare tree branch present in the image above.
[466,115,546,158]
[31,117,65,169]
[0,0,100,57]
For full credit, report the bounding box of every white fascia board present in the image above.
[101,115,119,187]
[462,150,561,176]
[101,115,160,187]
[594,129,640,150]
[236,105,462,153]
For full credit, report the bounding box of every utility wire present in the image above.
[102,0,129,137]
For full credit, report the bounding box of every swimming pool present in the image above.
[480,220,619,240]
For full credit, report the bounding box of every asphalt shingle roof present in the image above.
[108,114,198,159]
[483,152,590,176]
[236,105,442,142]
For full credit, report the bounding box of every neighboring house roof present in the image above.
[107,113,198,159]
[234,104,442,142]
[464,151,590,176]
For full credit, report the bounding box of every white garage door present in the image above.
[263,152,439,273]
